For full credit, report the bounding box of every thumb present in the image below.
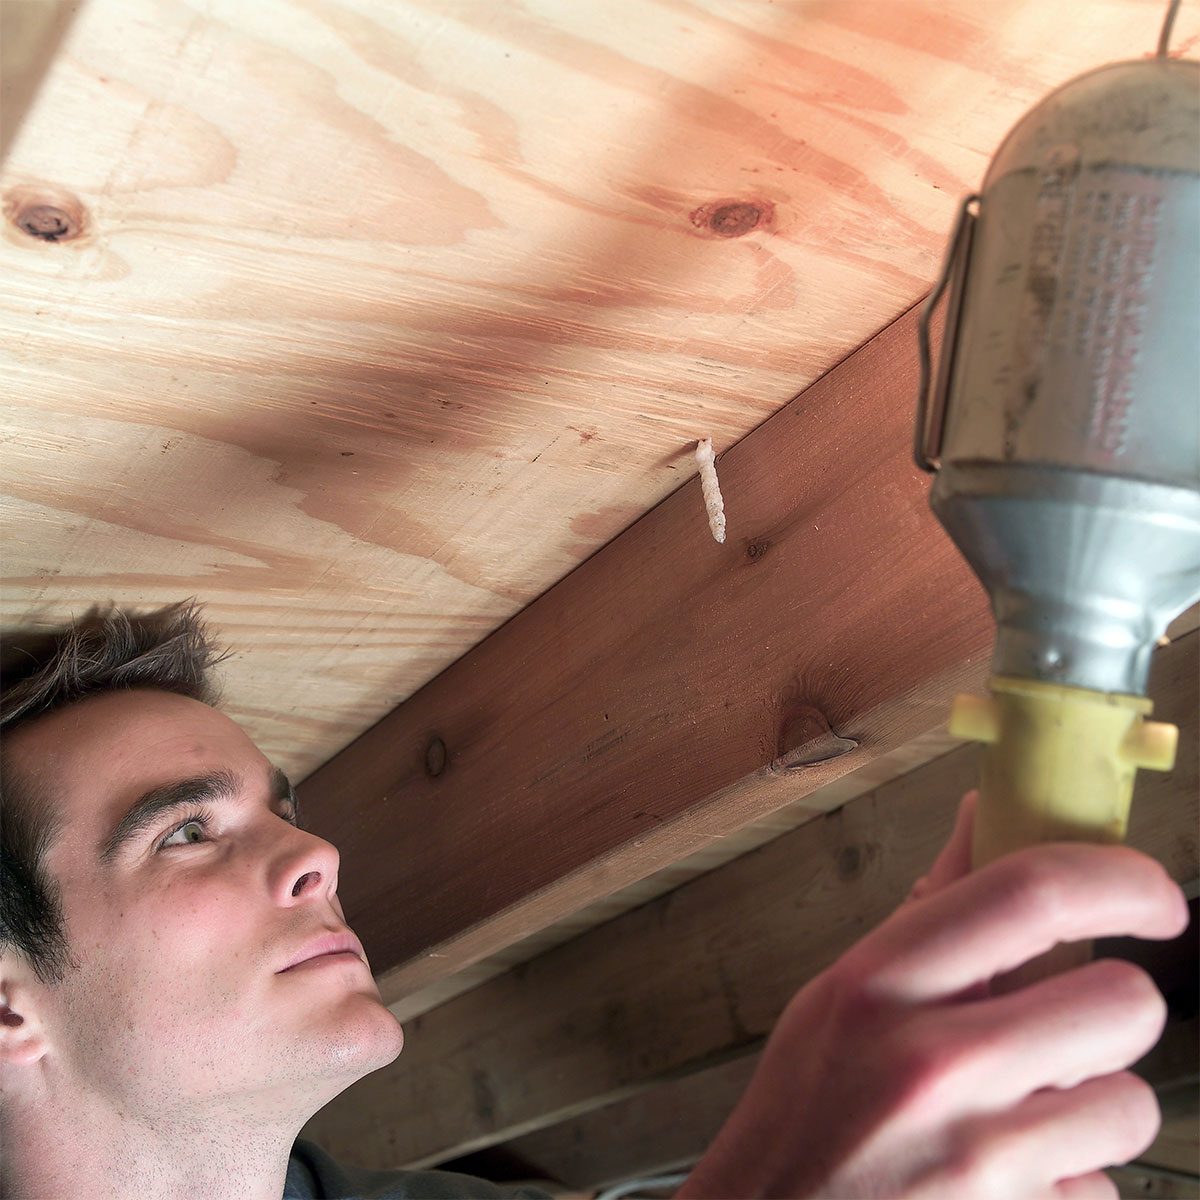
[907,789,977,904]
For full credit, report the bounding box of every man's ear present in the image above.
[0,969,49,1066]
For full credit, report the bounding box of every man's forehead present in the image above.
[18,687,252,752]
[10,688,271,831]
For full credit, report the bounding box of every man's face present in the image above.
[4,688,403,1124]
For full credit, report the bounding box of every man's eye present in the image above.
[159,815,210,849]
[156,804,294,850]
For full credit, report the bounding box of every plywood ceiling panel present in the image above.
[2,0,1191,778]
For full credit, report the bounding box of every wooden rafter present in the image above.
[299,300,1006,1005]
[497,1014,1198,1191]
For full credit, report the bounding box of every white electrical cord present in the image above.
[594,1171,690,1200]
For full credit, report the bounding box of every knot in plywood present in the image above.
[689,198,773,238]
[4,184,87,243]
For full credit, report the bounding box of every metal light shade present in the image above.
[917,58,1200,698]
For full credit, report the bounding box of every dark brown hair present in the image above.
[1,600,228,985]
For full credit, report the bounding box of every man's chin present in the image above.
[322,994,405,1076]
[287,1003,404,1118]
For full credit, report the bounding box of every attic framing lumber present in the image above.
[300,300,1004,1003]
[302,629,1198,1169]
[501,948,1198,1191]
[501,1016,1198,1191]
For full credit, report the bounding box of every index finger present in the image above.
[854,842,1188,1004]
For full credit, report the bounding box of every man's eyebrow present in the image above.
[98,766,300,863]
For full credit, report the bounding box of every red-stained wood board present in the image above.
[299,299,999,1004]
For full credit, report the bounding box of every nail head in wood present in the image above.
[775,704,859,769]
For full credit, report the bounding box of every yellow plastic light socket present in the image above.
[949,677,1179,869]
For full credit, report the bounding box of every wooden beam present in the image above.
[498,1014,1197,1193]
[0,0,80,164]
[387,599,1193,1027]
[503,924,1197,1191]
[490,1055,756,1191]
[300,298,1004,1004]
[301,629,1197,1169]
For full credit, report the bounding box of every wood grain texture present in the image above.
[384,722,969,1022]
[301,630,1198,1168]
[502,923,1198,1192]
[391,591,1196,1024]
[497,1054,757,1191]
[3,0,1194,784]
[500,1016,1197,1192]
[297,297,1008,1006]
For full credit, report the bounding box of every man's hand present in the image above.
[678,792,1189,1199]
